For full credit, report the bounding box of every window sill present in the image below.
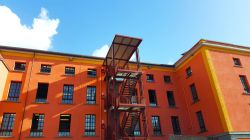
[33,101,49,104]
[148,105,159,108]
[164,82,173,84]
[27,136,44,138]
[60,103,74,105]
[0,136,14,138]
[12,70,25,73]
[198,129,208,134]
[152,134,165,137]
[38,72,51,75]
[146,81,155,83]
[168,106,178,109]
[64,74,75,77]
[173,133,182,135]
[84,103,98,105]
[82,135,98,137]
[242,92,250,95]
[234,65,243,68]
[87,76,97,78]
[191,99,200,105]
[1,100,21,103]
[55,136,72,138]
[132,135,143,137]
[186,75,192,79]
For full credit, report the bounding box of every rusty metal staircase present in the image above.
[104,35,148,140]
[119,73,140,105]
[121,112,140,137]
[121,79,137,95]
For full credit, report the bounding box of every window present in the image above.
[131,90,138,104]
[186,67,192,77]
[171,116,181,135]
[152,116,161,136]
[86,86,96,104]
[233,58,241,66]
[0,113,15,136]
[62,85,74,104]
[40,64,51,73]
[14,62,26,71]
[84,114,96,136]
[146,74,154,82]
[30,114,44,137]
[58,114,71,136]
[164,75,171,83]
[35,83,48,103]
[88,69,97,77]
[190,83,199,102]
[167,91,176,107]
[148,90,157,106]
[134,121,141,136]
[196,111,206,132]
[239,75,250,93]
[65,67,75,75]
[7,81,22,102]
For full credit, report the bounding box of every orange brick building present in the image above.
[0,35,250,140]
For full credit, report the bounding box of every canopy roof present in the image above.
[103,35,142,68]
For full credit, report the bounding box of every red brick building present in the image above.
[0,35,250,140]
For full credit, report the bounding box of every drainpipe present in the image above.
[99,66,102,140]
[18,52,35,140]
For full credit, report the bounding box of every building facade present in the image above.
[0,35,250,140]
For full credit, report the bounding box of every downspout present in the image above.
[99,66,102,140]
[18,52,35,140]
[105,62,109,139]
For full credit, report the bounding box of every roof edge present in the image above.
[1,39,249,70]
[0,45,174,68]
[175,39,250,68]
[0,45,105,60]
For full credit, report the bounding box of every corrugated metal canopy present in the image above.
[103,35,142,68]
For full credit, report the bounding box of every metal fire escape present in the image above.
[104,35,148,140]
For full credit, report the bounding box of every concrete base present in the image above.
[169,134,207,140]
[208,132,250,140]
[169,132,250,140]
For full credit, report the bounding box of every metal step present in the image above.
[121,112,140,137]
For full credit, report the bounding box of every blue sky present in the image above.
[0,1,250,64]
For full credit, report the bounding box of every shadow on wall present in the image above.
[0,57,105,139]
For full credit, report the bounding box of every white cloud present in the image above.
[130,53,136,61]
[167,60,174,65]
[92,44,137,61]
[92,44,110,57]
[0,5,59,50]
